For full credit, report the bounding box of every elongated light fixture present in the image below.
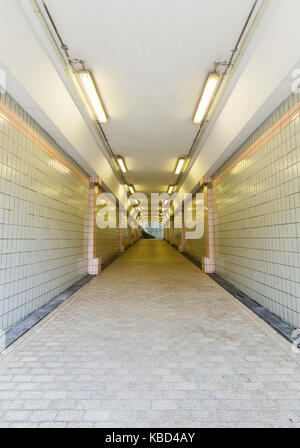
[116,156,127,173]
[175,158,185,175]
[128,185,135,194]
[168,185,174,194]
[79,71,108,123]
[193,72,220,124]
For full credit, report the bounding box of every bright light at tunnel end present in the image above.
[95,186,204,239]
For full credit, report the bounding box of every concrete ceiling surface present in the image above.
[44,0,255,192]
[0,0,298,198]
[180,0,300,194]
[0,0,121,197]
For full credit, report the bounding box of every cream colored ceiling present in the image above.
[43,0,255,193]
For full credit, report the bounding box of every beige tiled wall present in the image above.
[0,93,89,334]
[96,228,119,264]
[173,228,182,249]
[184,196,206,264]
[184,234,206,264]
[95,196,120,263]
[122,226,130,249]
[213,92,300,327]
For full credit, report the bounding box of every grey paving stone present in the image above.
[55,411,85,422]
[28,411,58,422]
[2,411,31,422]
[0,241,300,427]
[84,410,111,421]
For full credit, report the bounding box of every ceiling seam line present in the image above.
[176,0,267,192]
[32,0,127,186]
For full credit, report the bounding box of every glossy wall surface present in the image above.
[0,93,89,334]
[213,92,300,327]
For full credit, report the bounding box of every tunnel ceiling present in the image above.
[44,0,255,193]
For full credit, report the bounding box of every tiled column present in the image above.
[88,177,101,274]
[135,228,139,242]
[201,183,215,274]
[118,228,125,253]
[164,228,168,241]
[179,208,185,252]
[117,206,125,253]
[129,227,137,245]
[166,228,170,242]
[170,219,175,245]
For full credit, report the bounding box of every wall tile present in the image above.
[213,93,300,327]
[0,94,89,334]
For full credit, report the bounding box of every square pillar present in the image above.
[178,208,185,252]
[88,177,101,274]
[201,184,215,273]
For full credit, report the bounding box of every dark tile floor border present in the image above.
[2,241,296,353]
[179,249,297,344]
[0,274,95,353]
[0,243,137,353]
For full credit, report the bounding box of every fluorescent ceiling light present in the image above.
[117,156,127,173]
[194,72,220,124]
[168,186,174,194]
[128,185,135,194]
[175,158,185,175]
[79,71,108,123]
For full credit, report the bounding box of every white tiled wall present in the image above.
[96,228,119,264]
[0,94,89,334]
[174,228,182,249]
[184,235,206,264]
[213,92,300,328]
[122,226,130,249]
[95,195,119,264]
[184,196,206,263]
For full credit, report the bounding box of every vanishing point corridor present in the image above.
[1,0,300,431]
[1,241,300,428]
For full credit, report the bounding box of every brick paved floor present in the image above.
[1,240,300,428]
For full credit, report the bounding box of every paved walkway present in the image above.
[1,240,300,428]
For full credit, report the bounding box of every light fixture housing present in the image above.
[175,158,185,175]
[116,156,127,173]
[78,71,108,123]
[128,185,135,194]
[168,185,174,195]
[193,72,220,124]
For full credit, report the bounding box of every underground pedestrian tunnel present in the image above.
[0,0,300,428]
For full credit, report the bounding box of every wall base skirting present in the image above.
[209,273,296,344]
[88,257,101,275]
[0,275,96,353]
[201,256,215,274]
[0,240,141,353]
[174,244,297,345]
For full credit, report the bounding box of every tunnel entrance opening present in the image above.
[141,222,164,239]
